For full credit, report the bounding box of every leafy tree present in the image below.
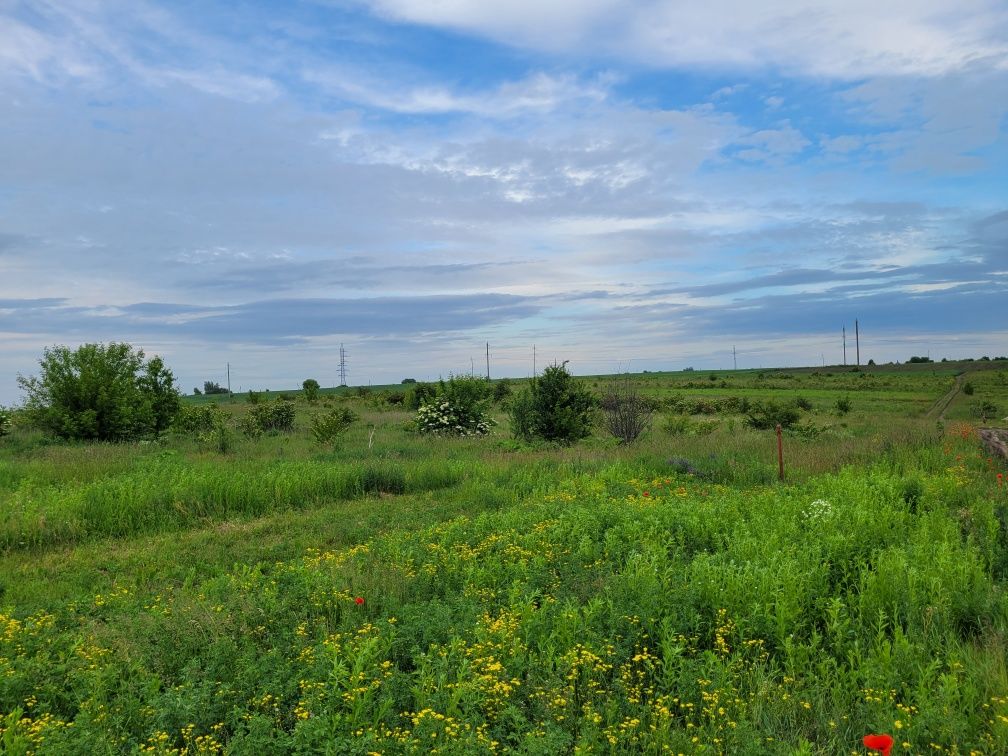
[510,361,595,444]
[17,342,180,441]
[203,380,229,395]
[302,378,320,402]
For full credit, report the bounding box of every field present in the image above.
[2,362,1007,754]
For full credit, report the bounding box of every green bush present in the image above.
[795,395,812,411]
[0,407,9,437]
[246,390,263,405]
[970,400,998,420]
[744,400,800,430]
[510,362,595,444]
[240,402,296,437]
[172,404,226,434]
[835,396,852,415]
[311,407,358,446]
[415,375,494,436]
[406,382,436,411]
[492,378,513,404]
[17,343,180,441]
[962,382,974,395]
[302,378,320,402]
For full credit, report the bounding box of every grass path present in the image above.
[927,372,965,420]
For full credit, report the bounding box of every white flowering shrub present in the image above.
[415,375,494,436]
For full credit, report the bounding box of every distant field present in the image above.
[1,362,1007,753]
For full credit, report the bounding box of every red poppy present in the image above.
[354,596,365,605]
[998,473,1004,486]
[862,734,893,756]
[643,491,650,497]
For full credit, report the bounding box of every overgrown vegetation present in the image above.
[16,342,180,441]
[1,362,1007,753]
[510,361,596,444]
[415,375,493,436]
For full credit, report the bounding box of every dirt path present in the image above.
[926,373,964,421]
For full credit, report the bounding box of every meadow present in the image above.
[1,361,1007,754]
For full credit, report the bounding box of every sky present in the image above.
[1,0,1007,400]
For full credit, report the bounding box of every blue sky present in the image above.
[1,0,1007,399]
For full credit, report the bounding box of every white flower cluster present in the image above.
[415,400,495,436]
[802,498,833,524]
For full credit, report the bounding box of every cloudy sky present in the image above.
[2,0,1007,399]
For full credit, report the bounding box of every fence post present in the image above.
[776,423,784,482]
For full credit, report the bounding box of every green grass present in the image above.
[1,364,1007,754]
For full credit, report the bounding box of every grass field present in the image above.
[1,362,1007,754]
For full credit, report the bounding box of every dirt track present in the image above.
[926,373,964,420]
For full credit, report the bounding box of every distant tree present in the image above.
[203,380,228,395]
[302,378,320,402]
[17,342,180,441]
[193,387,202,395]
[907,356,933,363]
[401,378,417,384]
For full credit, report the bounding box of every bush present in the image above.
[601,376,654,444]
[240,402,296,437]
[970,400,999,421]
[17,343,180,441]
[198,422,235,454]
[744,400,800,430]
[172,404,226,434]
[492,378,513,404]
[963,382,975,396]
[311,407,358,446]
[406,382,437,411]
[415,375,494,436]
[247,390,263,405]
[795,396,812,411]
[834,397,852,416]
[0,407,9,437]
[302,378,320,402]
[510,362,595,444]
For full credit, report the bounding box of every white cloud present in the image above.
[365,0,1008,78]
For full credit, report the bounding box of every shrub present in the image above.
[663,414,718,436]
[302,378,321,402]
[834,397,852,416]
[203,380,229,395]
[406,382,437,411]
[795,396,812,411]
[970,400,999,421]
[240,402,296,437]
[510,361,595,444]
[962,382,975,396]
[247,390,263,405]
[172,404,226,435]
[492,378,513,404]
[0,407,9,437]
[384,391,406,406]
[415,375,494,436]
[311,407,358,446]
[600,376,654,444]
[17,343,180,441]
[198,422,235,454]
[744,400,800,430]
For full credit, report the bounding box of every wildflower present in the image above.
[998,473,1004,486]
[863,733,893,756]
[643,491,650,497]
[354,596,365,606]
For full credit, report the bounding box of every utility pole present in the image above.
[533,344,536,376]
[486,342,490,380]
[855,320,860,367]
[843,326,847,366]
[470,356,474,376]
[338,344,348,386]
[227,362,231,399]
[733,345,737,371]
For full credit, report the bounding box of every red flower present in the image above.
[643,491,650,497]
[354,596,365,606]
[998,473,1004,486]
[863,734,893,756]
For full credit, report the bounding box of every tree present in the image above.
[600,375,654,444]
[510,361,595,444]
[302,378,320,402]
[17,342,180,441]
